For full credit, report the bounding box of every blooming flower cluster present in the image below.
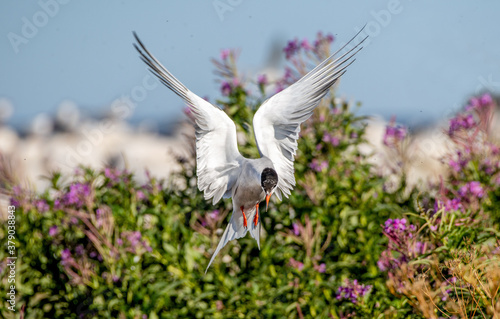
[448,113,475,136]
[283,32,334,60]
[220,78,241,96]
[34,199,49,213]
[322,132,340,146]
[383,119,407,147]
[434,198,462,213]
[289,257,304,271]
[458,181,485,198]
[448,151,469,172]
[435,181,485,214]
[55,182,91,209]
[309,159,328,172]
[336,279,372,304]
[118,231,152,255]
[212,48,246,97]
[313,263,326,273]
[377,218,423,271]
[383,218,416,242]
[465,93,493,111]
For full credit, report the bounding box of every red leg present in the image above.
[254,204,259,226]
[240,206,247,228]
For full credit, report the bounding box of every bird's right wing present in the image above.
[134,33,242,204]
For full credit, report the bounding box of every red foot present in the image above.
[241,206,247,228]
[254,204,259,226]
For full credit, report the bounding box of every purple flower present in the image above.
[449,151,469,172]
[49,225,58,237]
[75,245,85,256]
[283,39,300,59]
[312,32,335,54]
[466,93,493,111]
[105,168,128,184]
[61,248,74,265]
[435,198,462,212]
[220,49,230,60]
[220,81,232,96]
[309,159,328,172]
[292,223,300,236]
[377,250,393,271]
[458,181,485,198]
[61,183,91,208]
[35,199,49,213]
[382,218,417,248]
[314,263,326,273]
[448,114,476,136]
[257,74,267,86]
[301,39,312,51]
[323,133,340,146]
[383,121,407,146]
[336,279,372,304]
[136,190,146,200]
[209,210,220,220]
[289,258,304,271]
[121,231,151,254]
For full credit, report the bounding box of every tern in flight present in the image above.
[133,29,366,272]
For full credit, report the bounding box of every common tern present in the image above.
[133,29,367,272]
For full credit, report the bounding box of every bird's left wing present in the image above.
[134,33,242,204]
[253,30,367,200]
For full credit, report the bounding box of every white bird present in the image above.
[133,29,367,272]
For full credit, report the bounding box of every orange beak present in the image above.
[265,193,271,211]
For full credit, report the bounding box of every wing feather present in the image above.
[253,30,367,200]
[134,33,242,204]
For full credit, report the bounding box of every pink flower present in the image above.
[283,39,300,59]
[257,74,267,86]
[220,49,230,60]
[448,114,476,136]
[289,258,304,271]
[383,120,407,146]
[458,181,485,198]
[336,279,372,304]
[309,159,328,172]
[49,225,58,237]
[301,39,312,51]
[314,263,326,273]
[35,199,49,213]
[220,81,232,96]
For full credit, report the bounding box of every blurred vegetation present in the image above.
[1,32,499,318]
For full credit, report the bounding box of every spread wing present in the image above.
[252,30,367,200]
[134,33,242,204]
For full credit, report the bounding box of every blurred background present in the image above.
[1,0,500,190]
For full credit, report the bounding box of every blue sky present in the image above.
[1,1,500,130]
